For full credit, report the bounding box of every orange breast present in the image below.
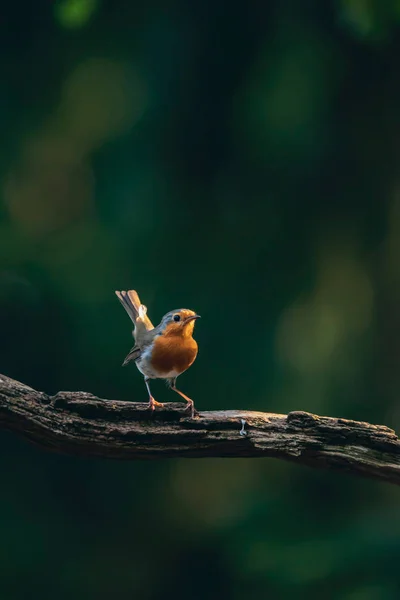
[150,335,198,377]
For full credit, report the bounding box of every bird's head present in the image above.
[160,309,201,338]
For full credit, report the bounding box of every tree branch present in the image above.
[0,373,399,485]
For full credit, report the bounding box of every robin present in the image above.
[115,289,200,416]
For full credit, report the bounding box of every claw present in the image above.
[148,397,164,411]
[240,419,247,436]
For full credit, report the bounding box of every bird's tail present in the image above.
[115,290,154,330]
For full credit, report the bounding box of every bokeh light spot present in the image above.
[55,0,99,29]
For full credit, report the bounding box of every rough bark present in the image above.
[0,373,399,485]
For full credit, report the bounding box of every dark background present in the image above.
[1,0,400,598]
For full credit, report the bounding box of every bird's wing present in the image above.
[122,329,159,366]
[122,344,142,366]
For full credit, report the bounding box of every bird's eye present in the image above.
[173,314,181,322]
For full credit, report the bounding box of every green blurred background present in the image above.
[1,0,400,598]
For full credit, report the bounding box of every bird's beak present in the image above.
[185,314,201,323]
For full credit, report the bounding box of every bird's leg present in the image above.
[170,378,195,417]
[144,377,164,410]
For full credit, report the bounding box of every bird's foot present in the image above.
[148,397,164,411]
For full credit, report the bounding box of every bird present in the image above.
[115,289,200,416]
